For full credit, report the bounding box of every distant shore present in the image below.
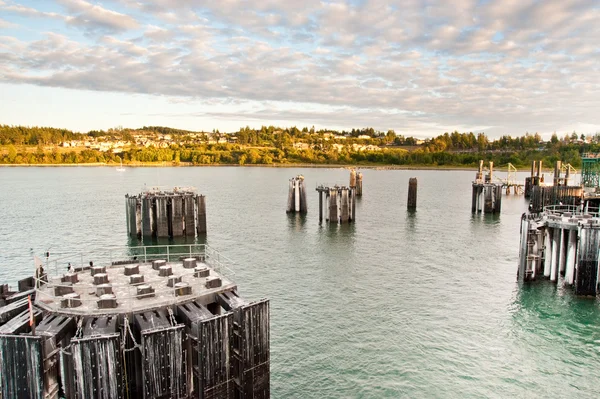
[0,162,486,171]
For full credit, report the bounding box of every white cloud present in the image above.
[0,0,599,136]
[59,0,138,33]
[0,17,17,29]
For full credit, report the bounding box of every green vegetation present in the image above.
[0,124,598,168]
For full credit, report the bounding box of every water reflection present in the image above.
[470,212,501,225]
[510,281,600,339]
[287,213,307,232]
[406,209,417,232]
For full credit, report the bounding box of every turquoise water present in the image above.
[1,167,599,398]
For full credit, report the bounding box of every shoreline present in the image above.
[0,162,484,171]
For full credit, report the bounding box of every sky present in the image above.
[0,0,599,138]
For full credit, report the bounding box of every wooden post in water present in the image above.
[565,230,577,285]
[329,189,338,223]
[351,187,356,221]
[407,178,417,210]
[287,176,307,214]
[142,196,154,237]
[196,195,207,234]
[356,172,363,196]
[318,190,323,223]
[554,161,562,186]
[575,225,600,296]
[340,188,350,223]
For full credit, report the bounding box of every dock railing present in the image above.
[543,204,600,218]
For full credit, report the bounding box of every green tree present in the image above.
[7,145,17,162]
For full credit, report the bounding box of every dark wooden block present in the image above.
[205,277,222,289]
[159,265,173,277]
[194,267,209,278]
[136,284,155,299]
[93,273,109,285]
[96,284,113,297]
[129,274,145,285]
[124,264,140,276]
[91,266,106,276]
[175,282,192,296]
[54,283,74,296]
[152,260,166,270]
[182,258,197,269]
[61,273,79,284]
[97,294,117,309]
[167,275,182,287]
[60,293,82,308]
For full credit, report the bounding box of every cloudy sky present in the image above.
[0,0,598,137]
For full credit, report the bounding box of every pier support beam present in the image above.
[318,191,323,224]
[550,229,559,282]
[565,230,577,285]
[543,228,552,277]
[575,226,600,296]
[197,195,207,234]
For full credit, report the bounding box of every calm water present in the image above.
[1,166,600,398]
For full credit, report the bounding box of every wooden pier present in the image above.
[286,176,308,213]
[316,185,356,224]
[126,187,207,238]
[471,161,502,214]
[518,206,600,296]
[0,244,270,399]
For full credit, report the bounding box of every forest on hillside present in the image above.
[0,124,597,168]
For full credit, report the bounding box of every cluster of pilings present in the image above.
[286,176,308,213]
[349,170,363,197]
[471,161,502,214]
[0,245,270,399]
[126,188,207,238]
[524,160,544,198]
[316,185,356,224]
[518,206,600,296]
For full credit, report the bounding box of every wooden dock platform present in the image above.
[0,244,270,399]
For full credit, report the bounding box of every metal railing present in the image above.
[543,204,600,218]
[40,244,235,279]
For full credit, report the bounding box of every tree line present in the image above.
[1,124,599,168]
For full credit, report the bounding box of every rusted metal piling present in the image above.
[407,178,417,210]
[126,187,207,238]
[472,161,502,214]
[316,185,356,224]
[0,244,270,399]
[518,206,600,296]
[349,170,363,197]
[286,175,308,214]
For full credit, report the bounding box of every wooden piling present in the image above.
[155,196,169,237]
[197,195,207,234]
[329,189,338,223]
[127,189,208,238]
[184,194,196,236]
[575,225,600,296]
[318,190,323,223]
[407,178,417,210]
[142,196,154,237]
[554,161,562,186]
[340,188,350,223]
